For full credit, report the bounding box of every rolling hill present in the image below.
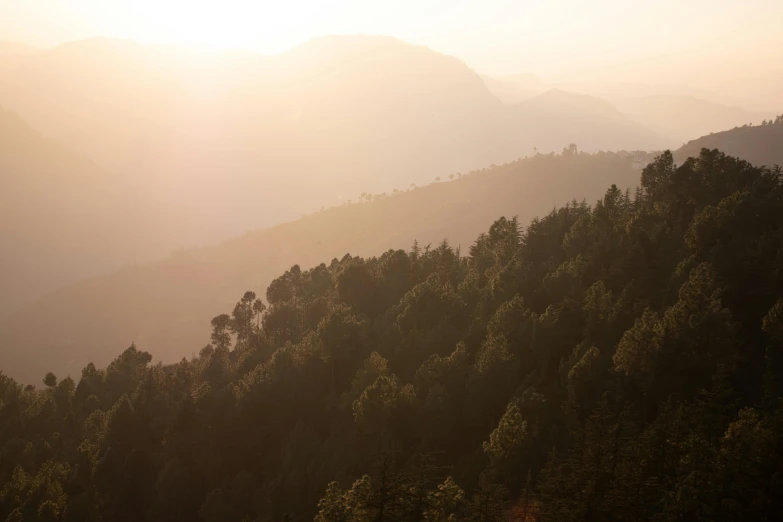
[481,73,546,104]
[674,122,783,167]
[0,36,668,239]
[482,73,771,144]
[0,108,187,318]
[0,36,673,321]
[615,94,768,143]
[498,89,667,153]
[0,151,653,384]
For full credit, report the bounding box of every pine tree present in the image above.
[468,474,508,522]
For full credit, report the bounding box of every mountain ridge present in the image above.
[0,36,671,318]
[0,150,652,384]
[674,121,783,166]
[0,107,183,318]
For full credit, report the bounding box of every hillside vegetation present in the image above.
[675,116,783,166]
[0,37,672,319]
[0,150,652,384]
[1,149,782,521]
[0,36,667,241]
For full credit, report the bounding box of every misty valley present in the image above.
[1,5,783,521]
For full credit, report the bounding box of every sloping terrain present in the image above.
[0,36,670,319]
[0,151,652,384]
[617,94,768,143]
[2,149,783,522]
[674,122,783,166]
[0,36,667,237]
[0,108,179,317]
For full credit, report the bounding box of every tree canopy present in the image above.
[1,148,783,521]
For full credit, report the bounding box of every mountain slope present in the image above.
[616,94,768,143]
[0,36,667,239]
[0,36,671,323]
[674,121,783,166]
[2,149,782,522]
[481,73,546,104]
[0,36,506,231]
[495,89,670,154]
[0,151,652,384]
[0,108,181,318]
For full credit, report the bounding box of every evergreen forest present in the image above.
[2,148,783,522]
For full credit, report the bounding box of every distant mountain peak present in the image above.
[523,88,626,119]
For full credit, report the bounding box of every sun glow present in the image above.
[2,0,782,77]
[94,0,331,53]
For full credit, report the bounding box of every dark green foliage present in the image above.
[675,120,783,167]
[2,148,783,521]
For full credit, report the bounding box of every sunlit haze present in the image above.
[2,0,783,518]
[2,0,782,77]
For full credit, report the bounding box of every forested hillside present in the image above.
[0,35,668,323]
[2,149,782,521]
[675,115,783,166]
[0,149,651,384]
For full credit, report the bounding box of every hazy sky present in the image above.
[2,0,782,76]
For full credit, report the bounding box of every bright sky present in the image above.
[1,0,782,76]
